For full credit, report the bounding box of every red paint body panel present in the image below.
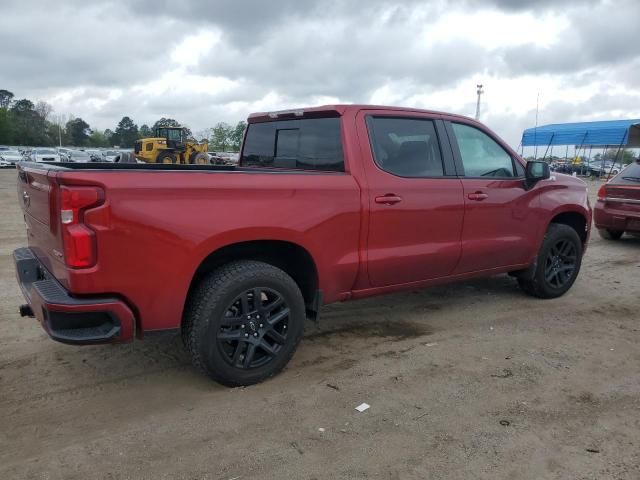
[14,104,592,342]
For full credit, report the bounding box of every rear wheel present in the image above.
[518,223,583,299]
[157,150,176,164]
[184,261,305,386]
[598,228,623,240]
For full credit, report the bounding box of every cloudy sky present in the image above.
[2,0,639,147]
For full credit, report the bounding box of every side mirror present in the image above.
[525,160,550,189]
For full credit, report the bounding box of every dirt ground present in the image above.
[1,169,639,480]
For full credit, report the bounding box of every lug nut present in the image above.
[259,324,263,328]
[253,332,258,337]
[241,324,245,329]
[244,333,249,338]
[256,314,261,319]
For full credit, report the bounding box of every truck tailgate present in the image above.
[16,165,65,285]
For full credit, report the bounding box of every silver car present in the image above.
[0,149,24,165]
[31,148,61,162]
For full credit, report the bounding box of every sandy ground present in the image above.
[0,168,639,480]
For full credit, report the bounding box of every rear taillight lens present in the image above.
[60,186,104,268]
[597,184,607,200]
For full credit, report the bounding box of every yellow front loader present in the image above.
[134,126,209,165]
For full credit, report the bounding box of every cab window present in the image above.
[451,123,515,178]
[366,117,445,177]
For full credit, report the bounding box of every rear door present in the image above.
[444,120,537,273]
[357,111,465,287]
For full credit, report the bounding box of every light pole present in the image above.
[475,84,484,120]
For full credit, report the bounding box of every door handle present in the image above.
[467,192,488,201]
[375,194,403,205]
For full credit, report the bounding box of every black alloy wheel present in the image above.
[543,239,577,289]
[216,287,290,369]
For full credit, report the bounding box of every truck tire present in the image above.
[189,152,210,165]
[518,223,583,299]
[184,260,305,386]
[598,228,623,240]
[157,151,176,164]
[115,152,136,163]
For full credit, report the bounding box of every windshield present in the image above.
[70,151,90,158]
[36,149,56,154]
[2,150,21,155]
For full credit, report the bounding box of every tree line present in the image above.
[0,89,247,152]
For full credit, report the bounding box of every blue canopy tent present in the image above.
[520,120,640,177]
[521,119,640,149]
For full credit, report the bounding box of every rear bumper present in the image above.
[594,200,640,232]
[13,247,135,345]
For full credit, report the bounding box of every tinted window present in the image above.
[620,161,640,181]
[367,117,444,177]
[242,117,344,171]
[451,123,515,177]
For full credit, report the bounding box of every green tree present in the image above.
[89,129,110,147]
[210,122,233,151]
[114,116,138,148]
[0,89,14,109]
[0,107,14,144]
[66,118,91,146]
[11,99,47,145]
[229,121,247,152]
[139,124,152,138]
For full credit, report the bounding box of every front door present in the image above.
[358,112,465,287]
[445,121,538,273]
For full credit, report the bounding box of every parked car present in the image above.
[30,148,61,162]
[84,149,103,162]
[594,160,640,239]
[0,158,11,168]
[57,147,74,161]
[588,161,623,177]
[102,150,121,162]
[13,104,591,386]
[0,149,24,165]
[66,150,92,163]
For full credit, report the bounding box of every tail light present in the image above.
[597,184,607,200]
[60,186,104,268]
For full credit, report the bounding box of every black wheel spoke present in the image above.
[258,339,278,356]
[243,343,257,368]
[217,330,244,341]
[240,292,251,315]
[265,296,284,314]
[268,307,290,326]
[230,341,245,366]
[265,328,286,345]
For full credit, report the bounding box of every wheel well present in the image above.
[187,240,319,314]
[551,212,588,244]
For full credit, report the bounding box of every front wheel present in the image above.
[518,223,583,299]
[184,261,306,386]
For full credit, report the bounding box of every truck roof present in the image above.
[248,104,476,124]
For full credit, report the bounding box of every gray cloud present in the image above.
[2,0,639,148]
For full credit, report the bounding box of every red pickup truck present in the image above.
[14,105,591,386]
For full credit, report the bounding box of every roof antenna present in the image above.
[475,84,484,120]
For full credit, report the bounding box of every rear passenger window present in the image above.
[366,117,444,177]
[451,123,515,178]
[241,117,344,171]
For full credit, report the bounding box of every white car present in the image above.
[31,148,61,162]
[66,150,92,163]
[0,149,24,165]
[0,158,11,168]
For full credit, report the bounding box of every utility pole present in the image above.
[475,84,484,120]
